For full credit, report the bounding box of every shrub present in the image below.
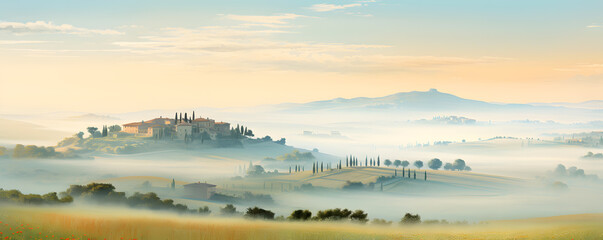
[220,204,238,215]
[371,218,392,225]
[401,213,421,224]
[342,181,366,190]
[315,208,352,221]
[350,210,368,223]
[244,207,275,220]
[288,209,312,221]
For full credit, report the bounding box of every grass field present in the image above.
[1,206,602,240]
[212,166,526,195]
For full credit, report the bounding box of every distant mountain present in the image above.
[529,100,603,110]
[279,89,545,112]
[274,89,603,121]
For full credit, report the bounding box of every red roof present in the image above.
[193,118,210,122]
[215,122,229,125]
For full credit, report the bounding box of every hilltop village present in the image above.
[122,112,231,140]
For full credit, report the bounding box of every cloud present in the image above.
[109,25,505,73]
[225,13,305,24]
[310,3,362,12]
[0,40,47,44]
[586,25,600,28]
[0,21,123,35]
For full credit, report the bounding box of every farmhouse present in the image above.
[121,113,230,140]
[182,182,216,199]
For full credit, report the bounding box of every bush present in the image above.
[371,218,392,225]
[315,208,352,221]
[273,150,315,161]
[198,206,211,215]
[244,207,275,220]
[288,209,312,221]
[220,204,238,215]
[401,213,421,224]
[0,189,72,205]
[342,181,366,190]
[350,210,368,223]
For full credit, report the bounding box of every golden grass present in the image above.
[1,206,602,240]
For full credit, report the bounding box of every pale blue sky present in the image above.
[0,0,602,113]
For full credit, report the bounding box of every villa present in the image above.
[121,114,230,140]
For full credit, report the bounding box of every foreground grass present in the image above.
[0,206,602,240]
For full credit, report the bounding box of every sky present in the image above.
[0,0,602,114]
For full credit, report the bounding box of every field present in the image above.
[1,206,602,240]
[213,166,526,195]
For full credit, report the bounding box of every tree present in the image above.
[171,179,176,189]
[393,160,402,168]
[350,210,368,223]
[198,206,211,215]
[87,127,98,138]
[288,209,312,221]
[108,125,121,132]
[220,204,238,215]
[428,158,442,170]
[247,165,265,176]
[443,163,453,170]
[192,111,195,121]
[401,160,410,168]
[245,207,275,220]
[101,125,108,137]
[401,213,421,224]
[76,132,84,139]
[452,159,466,171]
[413,160,424,169]
[384,159,392,167]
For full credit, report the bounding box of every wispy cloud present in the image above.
[225,14,305,25]
[0,21,123,35]
[586,25,600,28]
[0,40,47,44]
[310,3,362,12]
[110,25,505,73]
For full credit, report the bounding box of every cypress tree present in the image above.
[321,162,323,172]
[424,171,427,181]
[289,166,291,174]
[192,111,195,121]
[184,113,188,122]
[174,113,178,124]
[179,113,182,122]
[378,158,380,167]
[414,170,416,179]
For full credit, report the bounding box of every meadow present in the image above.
[1,206,602,240]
